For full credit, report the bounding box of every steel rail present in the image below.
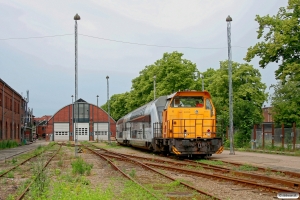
[207,158,300,179]
[0,143,56,178]
[16,144,62,200]
[142,162,300,193]
[91,144,300,189]
[81,144,160,200]
[90,145,300,192]
[87,145,221,200]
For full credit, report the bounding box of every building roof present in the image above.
[0,78,25,100]
[75,98,87,103]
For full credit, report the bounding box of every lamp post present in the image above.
[96,95,99,142]
[226,15,235,155]
[106,76,111,144]
[71,95,74,142]
[153,75,156,100]
[74,13,80,157]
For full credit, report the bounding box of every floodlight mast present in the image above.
[226,15,235,155]
[74,13,80,157]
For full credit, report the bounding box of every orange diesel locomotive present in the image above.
[116,90,223,157]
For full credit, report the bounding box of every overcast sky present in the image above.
[0,0,288,117]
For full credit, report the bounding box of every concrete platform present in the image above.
[212,150,300,173]
[0,140,49,162]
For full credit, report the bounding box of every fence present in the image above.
[251,123,300,151]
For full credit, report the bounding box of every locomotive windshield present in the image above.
[170,96,204,108]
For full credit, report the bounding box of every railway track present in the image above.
[0,143,61,200]
[0,143,56,178]
[82,143,221,200]
[16,144,62,200]
[89,143,300,198]
[206,158,300,179]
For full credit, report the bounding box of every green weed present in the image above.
[7,171,14,178]
[55,169,61,175]
[198,160,224,166]
[71,157,93,176]
[12,157,18,164]
[57,158,63,167]
[238,164,258,171]
[129,169,136,178]
[276,171,285,176]
[0,140,18,149]
[29,156,49,199]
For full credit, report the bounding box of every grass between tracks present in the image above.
[26,160,160,199]
[8,144,161,200]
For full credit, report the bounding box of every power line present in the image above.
[0,34,73,40]
[0,33,248,49]
[79,34,232,49]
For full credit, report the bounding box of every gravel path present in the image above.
[212,150,300,173]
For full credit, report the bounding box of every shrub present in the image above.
[7,172,14,178]
[71,157,93,176]
[0,140,18,149]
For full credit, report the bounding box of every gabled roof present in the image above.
[75,98,87,103]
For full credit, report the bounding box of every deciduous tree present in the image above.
[206,61,268,147]
[270,81,300,126]
[244,0,300,83]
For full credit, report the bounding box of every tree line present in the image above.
[102,0,300,147]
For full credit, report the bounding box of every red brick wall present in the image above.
[0,79,25,143]
[90,104,116,137]
[262,107,273,122]
[45,104,116,141]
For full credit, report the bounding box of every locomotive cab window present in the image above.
[164,100,171,110]
[205,99,214,116]
[170,97,204,108]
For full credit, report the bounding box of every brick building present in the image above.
[44,98,116,141]
[34,115,52,139]
[0,78,27,143]
[262,106,273,122]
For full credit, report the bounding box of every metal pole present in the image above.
[71,95,73,142]
[153,75,156,100]
[97,95,99,142]
[293,122,296,151]
[74,13,80,157]
[106,76,111,144]
[226,15,235,155]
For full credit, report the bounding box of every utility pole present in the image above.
[74,13,80,157]
[106,76,111,144]
[71,95,73,142]
[96,95,99,142]
[226,15,235,155]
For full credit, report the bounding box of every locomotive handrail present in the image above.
[169,118,217,138]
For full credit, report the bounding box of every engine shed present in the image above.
[45,98,116,141]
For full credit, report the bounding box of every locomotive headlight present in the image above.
[207,129,211,137]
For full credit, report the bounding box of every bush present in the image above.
[233,131,249,148]
[0,140,18,149]
[71,157,93,176]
